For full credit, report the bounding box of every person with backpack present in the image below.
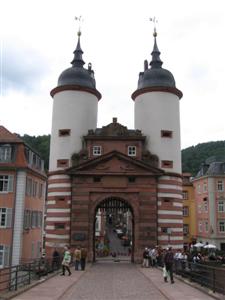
[74,246,81,271]
[61,246,72,276]
[164,247,174,284]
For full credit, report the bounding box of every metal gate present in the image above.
[97,197,131,213]
[93,197,134,262]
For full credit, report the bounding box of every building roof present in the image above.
[0,126,23,143]
[195,159,225,178]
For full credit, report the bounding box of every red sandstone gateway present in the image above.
[46,26,183,262]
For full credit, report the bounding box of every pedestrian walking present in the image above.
[74,246,81,270]
[142,247,149,268]
[61,246,72,276]
[164,247,174,284]
[80,247,87,270]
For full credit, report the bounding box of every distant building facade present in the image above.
[182,173,196,248]
[0,126,46,267]
[192,159,225,250]
[46,28,183,262]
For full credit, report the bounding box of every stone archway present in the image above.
[92,197,135,262]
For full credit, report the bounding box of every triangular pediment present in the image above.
[67,150,164,176]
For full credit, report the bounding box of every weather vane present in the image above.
[149,17,158,37]
[75,16,83,36]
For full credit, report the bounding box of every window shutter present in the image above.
[8,175,14,192]
[6,208,13,228]
[4,245,10,266]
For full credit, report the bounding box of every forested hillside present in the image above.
[181,141,225,175]
[20,134,225,175]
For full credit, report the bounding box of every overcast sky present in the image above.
[1,0,225,149]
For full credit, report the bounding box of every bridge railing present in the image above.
[174,259,225,295]
[0,257,61,294]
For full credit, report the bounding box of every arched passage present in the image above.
[93,197,134,262]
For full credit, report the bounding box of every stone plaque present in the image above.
[72,233,86,241]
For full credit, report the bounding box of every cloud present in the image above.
[1,39,50,95]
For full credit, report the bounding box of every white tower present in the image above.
[132,30,182,174]
[46,30,101,255]
[49,31,101,171]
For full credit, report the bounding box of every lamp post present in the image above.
[167,228,172,246]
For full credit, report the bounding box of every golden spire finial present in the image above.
[149,17,158,37]
[75,16,83,36]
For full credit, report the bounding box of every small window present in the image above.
[182,191,188,200]
[128,177,136,183]
[93,177,101,183]
[24,210,31,229]
[0,145,12,162]
[93,146,102,156]
[162,227,168,233]
[197,184,201,194]
[218,200,225,212]
[59,129,71,137]
[163,198,170,203]
[183,206,189,217]
[183,224,189,235]
[0,208,7,227]
[128,146,136,157]
[54,223,65,229]
[203,183,207,192]
[217,180,224,192]
[38,183,43,198]
[198,204,202,213]
[161,130,173,138]
[198,221,203,232]
[203,201,208,212]
[57,159,69,168]
[0,175,13,193]
[161,160,173,168]
[205,221,209,232]
[57,196,65,201]
[219,221,225,233]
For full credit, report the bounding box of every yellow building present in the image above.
[182,173,197,248]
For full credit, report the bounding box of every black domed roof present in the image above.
[58,66,96,89]
[132,32,182,100]
[138,67,175,89]
[57,33,97,90]
[137,34,176,89]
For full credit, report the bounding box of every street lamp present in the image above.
[167,228,172,246]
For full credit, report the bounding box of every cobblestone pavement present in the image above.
[62,262,167,300]
[12,262,221,300]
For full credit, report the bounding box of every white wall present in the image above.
[11,171,26,266]
[135,91,181,173]
[49,90,98,171]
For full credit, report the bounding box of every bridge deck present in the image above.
[9,262,222,300]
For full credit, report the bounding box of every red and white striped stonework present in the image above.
[157,175,183,249]
[45,173,71,255]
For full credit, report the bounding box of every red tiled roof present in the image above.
[0,125,23,143]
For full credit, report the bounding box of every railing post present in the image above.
[15,265,18,291]
[28,263,31,285]
[38,259,41,279]
[212,268,216,293]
